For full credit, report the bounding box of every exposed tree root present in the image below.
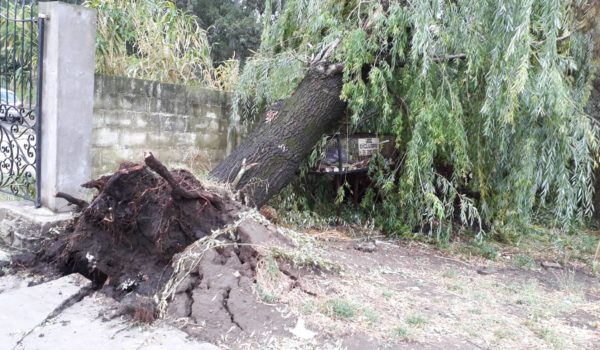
[37,156,243,297]
[22,155,301,343]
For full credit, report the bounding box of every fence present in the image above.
[0,0,44,206]
[1,2,231,212]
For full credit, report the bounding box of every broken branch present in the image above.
[55,192,89,210]
[144,152,218,206]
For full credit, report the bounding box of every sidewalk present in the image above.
[0,272,219,350]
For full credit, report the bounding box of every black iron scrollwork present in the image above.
[0,104,37,199]
[0,0,42,203]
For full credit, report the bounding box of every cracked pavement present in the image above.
[0,273,220,350]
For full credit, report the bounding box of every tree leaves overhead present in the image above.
[86,0,216,86]
[174,0,266,63]
[235,0,598,234]
[0,0,38,102]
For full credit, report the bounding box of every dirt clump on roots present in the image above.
[21,154,296,343]
[164,219,295,343]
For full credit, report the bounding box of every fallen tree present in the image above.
[16,0,599,344]
[210,60,346,207]
[32,0,597,307]
[226,0,597,234]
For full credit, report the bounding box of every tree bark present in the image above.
[210,62,347,207]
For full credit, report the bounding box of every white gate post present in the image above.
[39,2,96,212]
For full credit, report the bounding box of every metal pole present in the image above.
[336,133,343,173]
[34,15,44,208]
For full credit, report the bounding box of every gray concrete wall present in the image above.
[92,75,234,177]
[39,2,96,212]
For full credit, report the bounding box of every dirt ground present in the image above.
[5,154,599,349]
[211,226,600,350]
[5,221,600,349]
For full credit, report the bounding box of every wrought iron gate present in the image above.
[0,0,44,206]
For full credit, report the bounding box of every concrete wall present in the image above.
[39,2,96,212]
[92,75,234,177]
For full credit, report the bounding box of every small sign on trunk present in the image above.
[357,137,379,156]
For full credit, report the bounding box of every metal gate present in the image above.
[0,0,44,206]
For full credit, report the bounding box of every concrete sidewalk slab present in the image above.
[16,293,220,350]
[0,273,91,349]
[0,201,73,249]
[0,272,41,294]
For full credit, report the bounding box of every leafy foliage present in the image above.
[236,0,598,236]
[85,0,219,86]
[2,1,247,90]
[66,0,266,65]
[174,0,265,63]
[0,0,37,102]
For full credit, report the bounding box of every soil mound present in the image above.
[20,154,294,343]
[40,154,241,296]
[164,219,295,342]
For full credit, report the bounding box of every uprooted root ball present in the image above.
[41,155,243,296]
[23,155,303,343]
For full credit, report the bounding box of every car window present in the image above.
[0,89,17,105]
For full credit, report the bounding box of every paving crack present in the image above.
[222,288,243,330]
[12,284,93,349]
[186,285,194,317]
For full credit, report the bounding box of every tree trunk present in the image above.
[210,63,346,207]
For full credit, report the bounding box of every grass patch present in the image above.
[526,321,564,349]
[441,268,459,278]
[270,246,341,272]
[468,308,482,315]
[472,291,487,301]
[493,328,516,341]
[446,280,466,291]
[471,241,498,260]
[551,268,580,294]
[255,283,278,303]
[300,300,317,315]
[322,298,357,320]
[512,254,537,269]
[392,326,410,340]
[514,226,600,270]
[362,307,380,325]
[268,226,342,273]
[452,239,499,260]
[381,290,393,299]
[405,314,428,327]
[511,282,544,307]
[265,255,280,278]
